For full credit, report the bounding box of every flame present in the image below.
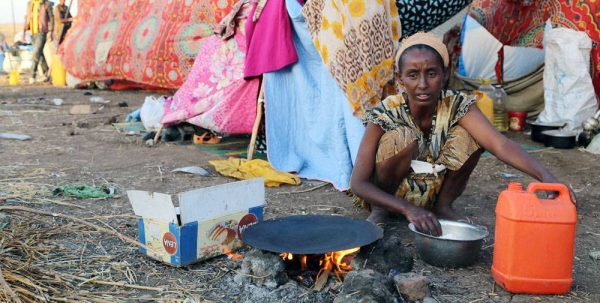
[280,252,293,261]
[300,255,307,270]
[331,247,360,272]
[279,247,360,289]
[225,251,243,261]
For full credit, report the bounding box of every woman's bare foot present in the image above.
[366,206,389,227]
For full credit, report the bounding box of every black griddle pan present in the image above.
[240,214,383,254]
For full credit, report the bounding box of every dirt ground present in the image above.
[1,77,599,303]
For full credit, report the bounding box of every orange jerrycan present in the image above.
[492,182,577,294]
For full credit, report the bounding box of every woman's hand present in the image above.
[460,105,577,208]
[405,204,442,237]
[542,175,578,208]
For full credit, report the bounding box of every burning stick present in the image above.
[280,247,360,291]
[313,264,331,291]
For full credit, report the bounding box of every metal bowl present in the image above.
[528,121,565,143]
[542,129,578,149]
[408,219,489,268]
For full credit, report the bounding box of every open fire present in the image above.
[280,247,360,290]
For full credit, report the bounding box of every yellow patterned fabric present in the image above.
[209,158,301,187]
[354,126,479,210]
[302,0,402,118]
[365,90,477,161]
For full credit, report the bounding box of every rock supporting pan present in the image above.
[240,215,383,254]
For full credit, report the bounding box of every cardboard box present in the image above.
[127,178,264,266]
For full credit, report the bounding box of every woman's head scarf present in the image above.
[395,32,449,68]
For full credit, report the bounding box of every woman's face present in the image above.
[398,48,446,107]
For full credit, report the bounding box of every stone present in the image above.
[589,250,600,260]
[393,272,430,302]
[351,232,413,276]
[422,297,437,303]
[234,249,288,288]
[69,105,91,115]
[334,269,395,303]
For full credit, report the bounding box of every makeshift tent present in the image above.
[59,0,235,89]
[264,0,365,190]
[158,0,297,135]
[261,0,476,189]
[301,0,473,118]
[57,0,494,190]
[468,0,600,103]
[160,3,260,134]
[454,15,547,116]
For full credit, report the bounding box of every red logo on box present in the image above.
[237,214,259,240]
[162,232,177,255]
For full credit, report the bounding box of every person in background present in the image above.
[24,0,54,84]
[0,33,10,74]
[350,32,576,236]
[54,0,74,45]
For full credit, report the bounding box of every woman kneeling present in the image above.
[350,32,574,237]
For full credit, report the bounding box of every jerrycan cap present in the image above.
[507,182,523,192]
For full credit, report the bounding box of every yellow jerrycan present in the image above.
[51,55,67,86]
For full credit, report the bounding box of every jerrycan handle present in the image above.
[525,182,572,203]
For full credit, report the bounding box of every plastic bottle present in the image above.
[492,84,509,132]
[492,182,577,294]
[477,78,495,97]
[474,79,495,123]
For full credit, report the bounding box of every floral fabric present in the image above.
[301,0,402,118]
[160,5,259,134]
[364,90,476,161]
[60,0,235,89]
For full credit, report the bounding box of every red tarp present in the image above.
[59,0,235,89]
[469,0,600,98]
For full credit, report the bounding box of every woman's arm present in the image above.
[459,105,555,181]
[459,104,576,203]
[351,122,443,235]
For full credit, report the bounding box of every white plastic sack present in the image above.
[2,54,20,73]
[538,27,598,132]
[140,96,166,131]
[43,39,56,71]
[18,50,33,73]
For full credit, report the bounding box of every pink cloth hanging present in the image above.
[244,0,298,78]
